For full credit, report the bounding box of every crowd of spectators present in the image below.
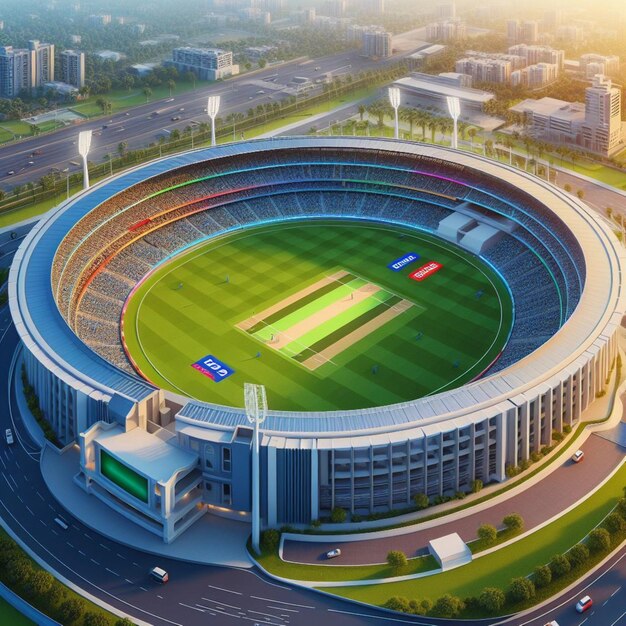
[47,147,583,377]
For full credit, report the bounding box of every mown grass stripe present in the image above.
[245,273,357,334]
[279,290,393,356]
[292,295,402,362]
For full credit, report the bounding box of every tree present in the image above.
[478,587,505,613]
[588,528,611,553]
[605,512,626,534]
[115,618,137,626]
[503,513,524,532]
[143,87,152,103]
[258,58,267,69]
[549,553,571,577]
[533,565,552,588]
[564,183,572,193]
[567,543,590,567]
[477,524,497,545]
[433,594,464,618]
[413,493,429,510]
[58,598,85,624]
[25,570,53,597]
[616,497,626,518]
[260,529,280,552]
[386,550,408,571]
[384,596,410,612]
[330,507,346,523]
[471,479,483,493]
[83,612,109,626]
[167,79,176,97]
[6,558,33,584]
[576,189,585,200]
[507,577,535,603]
[117,141,128,158]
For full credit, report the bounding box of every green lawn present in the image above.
[70,82,202,118]
[326,462,626,606]
[123,220,512,411]
[0,599,33,626]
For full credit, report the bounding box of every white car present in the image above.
[5,429,14,445]
[544,621,559,626]
[572,449,584,463]
[326,548,341,559]
[149,566,169,583]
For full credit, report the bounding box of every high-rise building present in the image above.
[170,47,235,81]
[0,46,34,97]
[323,0,345,18]
[556,25,584,41]
[580,54,620,78]
[582,74,623,155]
[61,49,85,88]
[29,40,54,87]
[455,57,512,84]
[426,18,466,41]
[506,19,539,44]
[89,14,112,26]
[508,44,564,71]
[361,27,392,59]
[511,63,558,88]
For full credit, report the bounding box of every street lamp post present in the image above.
[446,96,461,150]
[388,87,400,140]
[78,130,92,190]
[207,95,221,147]
[245,383,267,555]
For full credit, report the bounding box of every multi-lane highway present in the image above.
[0,49,396,192]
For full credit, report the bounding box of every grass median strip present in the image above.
[323,462,626,607]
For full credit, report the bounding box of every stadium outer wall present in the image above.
[8,137,626,541]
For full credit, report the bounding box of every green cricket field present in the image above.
[121,219,513,411]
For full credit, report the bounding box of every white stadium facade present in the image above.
[9,137,626,542]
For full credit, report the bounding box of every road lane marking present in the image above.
[99,543,111,551]
[249,609,286,621]
[611,586,621,597]
[268,606,299,613]
[610,610,626,625]
[2,474,14,493]
[25,505,34,516]
[242,569,291,590]
[179,603,205,613]
[250,596,314,609]
[201,597,241,610]
[208,584,242,595]
[105,568,119,577]
[90,559,100,566]
[194,604,217,616]
[78,550,86,556]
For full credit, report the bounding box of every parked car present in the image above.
[575,595,593,613]
[149,566,169,583]
[572,449,584,463]
[5,429,14,445]
[326,548,341,559]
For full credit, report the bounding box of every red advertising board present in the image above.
[409,261,442,282]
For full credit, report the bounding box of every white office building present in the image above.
[170,47,236,81]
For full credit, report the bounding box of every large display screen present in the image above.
[100,449,149,503]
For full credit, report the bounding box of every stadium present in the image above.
[9,136,626,543]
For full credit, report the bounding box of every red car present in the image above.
[575,595,592,613]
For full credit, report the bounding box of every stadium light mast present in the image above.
[388,87,401,140]
[207,95,221,147]
[77,130,93,190]
[245,382,267,555]
[446,96,461,150]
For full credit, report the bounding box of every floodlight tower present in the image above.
[446,96,461,150]
[78,130,93,190]
[388,87,401,139]
[207,95,221,147]
[245,382,267,555]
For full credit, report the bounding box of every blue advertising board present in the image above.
[387,252,420,272]
[191,354,235,382]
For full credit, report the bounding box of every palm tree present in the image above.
[468,127,477,151]
[167,80,176,97]
[503,136,514,165]
[143,87,152,103]
[358,104,366,121]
